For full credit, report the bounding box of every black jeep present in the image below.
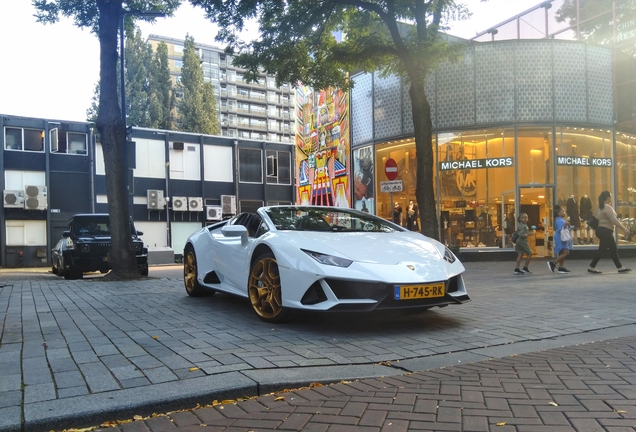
[56,213,148,279]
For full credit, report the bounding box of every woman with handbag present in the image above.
[588,191,631,274]
[548,205,572,274]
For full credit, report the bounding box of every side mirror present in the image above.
[136,230,144,236]
[62,231,70,238]
[221,225,248,240]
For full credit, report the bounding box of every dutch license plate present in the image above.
[394,283,445,300]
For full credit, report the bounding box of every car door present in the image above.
[211,214,258,295]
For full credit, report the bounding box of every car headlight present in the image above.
[443,247,456,264]
[80,244,91,253]
[302,249,353,267]
[133,242,142,252]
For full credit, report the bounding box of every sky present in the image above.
[0,0,542,123]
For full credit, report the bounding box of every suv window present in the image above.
[74,216,111,236]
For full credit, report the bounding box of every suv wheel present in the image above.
[65,266,83,280]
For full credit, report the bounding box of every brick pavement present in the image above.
[1,258,636,431]
[93,334,636,432]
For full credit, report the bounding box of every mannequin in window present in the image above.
[579,194,594,244]
[566,194,581,244]
[392,202,403,226]
[406,200,419,231]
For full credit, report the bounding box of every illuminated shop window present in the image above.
[437,129,513,249]
[555,127,614,244]
[612,132,635,245]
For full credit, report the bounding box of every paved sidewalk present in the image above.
[1,258,636,431]
[93,333,636,432]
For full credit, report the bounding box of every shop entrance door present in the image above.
[518,186,554,257]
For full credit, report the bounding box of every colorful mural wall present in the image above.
[295,86,350,207]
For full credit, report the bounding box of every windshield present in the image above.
[74,216,111,236]
[73,216,135,236]
[265,207,402,233]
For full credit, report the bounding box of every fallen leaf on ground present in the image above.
[274,396,285,401]
[496,422,506,426]
[189,367,199,371]
[549,402,558,406]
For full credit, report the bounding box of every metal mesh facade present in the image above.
[351,39,614,146]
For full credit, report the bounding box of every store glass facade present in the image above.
[348,36,636,256]
[342,2,636,258]
[368,125,633,255]
[616,132,636,244]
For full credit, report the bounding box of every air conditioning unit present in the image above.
[206,205,223,221]
[147,189,165,210]
[188,197,203,212]
[3,190,25,208]
[221,194,237,215]
[24,185,48,210]
[172,196,188,211]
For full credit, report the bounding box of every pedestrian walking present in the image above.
[513,212,533,275]
[588,190,631,274]
[548,205,572,274]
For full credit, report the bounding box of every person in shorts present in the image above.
[548,205,572,274]
[513,213,533,275]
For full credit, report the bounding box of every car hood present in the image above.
[278,231,442,264]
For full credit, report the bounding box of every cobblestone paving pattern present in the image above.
[94,334,636,432]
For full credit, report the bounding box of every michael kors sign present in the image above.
[438,157,513,171]
[556,156,612,167]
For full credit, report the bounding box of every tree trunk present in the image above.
[410,79,439,240]
[95,0,139,278]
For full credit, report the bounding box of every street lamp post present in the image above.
[119,9,166,212]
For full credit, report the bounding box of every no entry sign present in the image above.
[385,158,398,180]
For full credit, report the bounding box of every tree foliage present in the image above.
[176,34,220,134]
[86,31,175,129]
[149,41,176,129]
[33,0,181,279]
[192,0,475,239]
[125,27,153,127]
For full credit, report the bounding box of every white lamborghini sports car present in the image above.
[183,205,470,323]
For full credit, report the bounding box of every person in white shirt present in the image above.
[588,190,631,274]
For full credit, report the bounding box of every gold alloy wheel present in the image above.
[248,254,286,322]
[183,248,203,296]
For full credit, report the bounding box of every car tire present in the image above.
[66,266,83,280]
[248,252,289,323]
[57,258,65,276]
[51,264,57,275]
[140,263,149,277]
[183,245,205,297]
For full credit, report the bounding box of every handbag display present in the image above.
[560,227,572,242]
[587,215,599,230]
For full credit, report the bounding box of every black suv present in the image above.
[55,213,148,279]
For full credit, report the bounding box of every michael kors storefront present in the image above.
[350,39,636,257]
